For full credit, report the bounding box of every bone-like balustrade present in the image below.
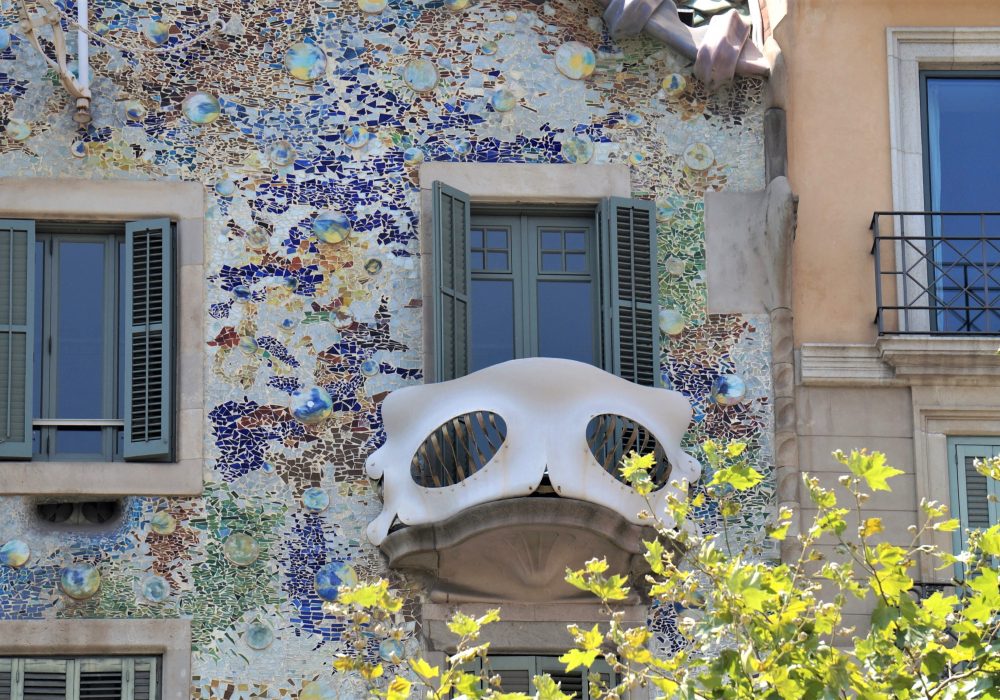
[365,357,703,546]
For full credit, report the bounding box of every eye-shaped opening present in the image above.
[586,414,672,490]
[410,411,508,488]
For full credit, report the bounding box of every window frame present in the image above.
[0,619,188,700]
[947,436,1000,557]
[916,69,1000,334]
[0,178,204,497]
[419,162,633,384]
[32,226,127,462]
[886,27,1000,333]
[0,654,160,700]
[469,208,602,370]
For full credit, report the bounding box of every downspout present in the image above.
[75,0,91,124]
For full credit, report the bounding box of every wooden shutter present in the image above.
[599,198,659,386]
[488,657,534,694]
[0,220,34,459]
[0,658,13,700]
[21,658,71,699]
[952,442,1000,554]
[432,182,472,381]
[124,219,174,461]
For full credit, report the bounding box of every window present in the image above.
[485,656,615,698]
[948,437,1000,555]
[920,72,1000,333]
[0,219,174,462]
[432,182,658,385]
[0,656,160,699]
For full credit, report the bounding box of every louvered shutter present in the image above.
[21,658,70,699]
[432,182,472,381]
[0,220,34,459]
[78,659,122,700]
[953,442,1000,555]
[0,658,13,700]
[124,219,174,461]
[599,198,659,387]
[488,657,534,695]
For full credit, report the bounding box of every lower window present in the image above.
[486,655,615,698]
[947,437,1000,554]
[0,656,159,700]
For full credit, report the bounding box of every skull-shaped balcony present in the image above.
[366,358,702,605]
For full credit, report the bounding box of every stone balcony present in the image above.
[365,357,702,604]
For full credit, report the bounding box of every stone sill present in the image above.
[1,459,204,497]
[799,336,1000,386]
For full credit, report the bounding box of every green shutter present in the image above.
[432,182,472,381]
[950,440,1000,556]
[599,198,659,386]
[0,219,34,459]
[124,219,174,461]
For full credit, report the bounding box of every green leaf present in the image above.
[980,524,1000,556]
[409,658,439,680]
[534,674,574,700]
[709,464,764,491]
[841,449,904,492]
[559,648,599,672]
[386,677,411,700]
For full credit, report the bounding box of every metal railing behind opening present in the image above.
[871,211,1000,335]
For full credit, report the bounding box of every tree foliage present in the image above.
[330,445,1000,699]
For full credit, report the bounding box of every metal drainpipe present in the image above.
[74,0,91,124]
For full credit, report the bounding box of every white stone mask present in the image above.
[366,357,702,545]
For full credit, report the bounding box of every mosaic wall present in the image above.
[0,0,772,694]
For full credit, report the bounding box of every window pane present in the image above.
[55,427,104,458]
[541,253,563,272]
[33,239,43,420]
[540,230,561,250]
[118,239,125,422]
[470,251,485,271]
[537,281,594,364]
[486,251,509,271]
[470,228,483,249]
[926,77,1000,332]
[486,229,508,249]
[56,241,106,419]
[566,252,587,272]
[470,279,514,371]
[564,231,586,250]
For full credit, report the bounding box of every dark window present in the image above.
[469,214,598,372]
[922,73,1000,332]
[32,228,125,461]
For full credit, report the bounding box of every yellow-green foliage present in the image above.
[332,448,1000,699]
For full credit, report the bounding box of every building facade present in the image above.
[780,0,1000,635]
[0,0,787,696]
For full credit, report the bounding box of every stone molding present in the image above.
[798,337,1000,386]
[0,618,192,700]
[798,343,898,386]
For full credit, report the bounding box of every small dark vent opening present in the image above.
[586,414,671,490]
[36,500,123,526]
[410,411,507,488]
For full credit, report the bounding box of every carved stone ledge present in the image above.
[798,343,898,386]
[381,497,664,605]
[799,338,1000,386]
[877,336,1000,381]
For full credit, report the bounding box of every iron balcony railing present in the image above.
[871,212,1000,335]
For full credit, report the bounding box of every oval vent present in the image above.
[410,411,508,488]
[586,414,672,489]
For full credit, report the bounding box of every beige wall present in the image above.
[780,0,1000,344]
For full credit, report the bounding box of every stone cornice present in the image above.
[798,337,1000,386]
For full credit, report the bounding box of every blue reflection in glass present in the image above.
[926,77,1000,331]
[56,241,105,420]
[537,281,594,364]
[33,241,42,421]
[471,279,514,371]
